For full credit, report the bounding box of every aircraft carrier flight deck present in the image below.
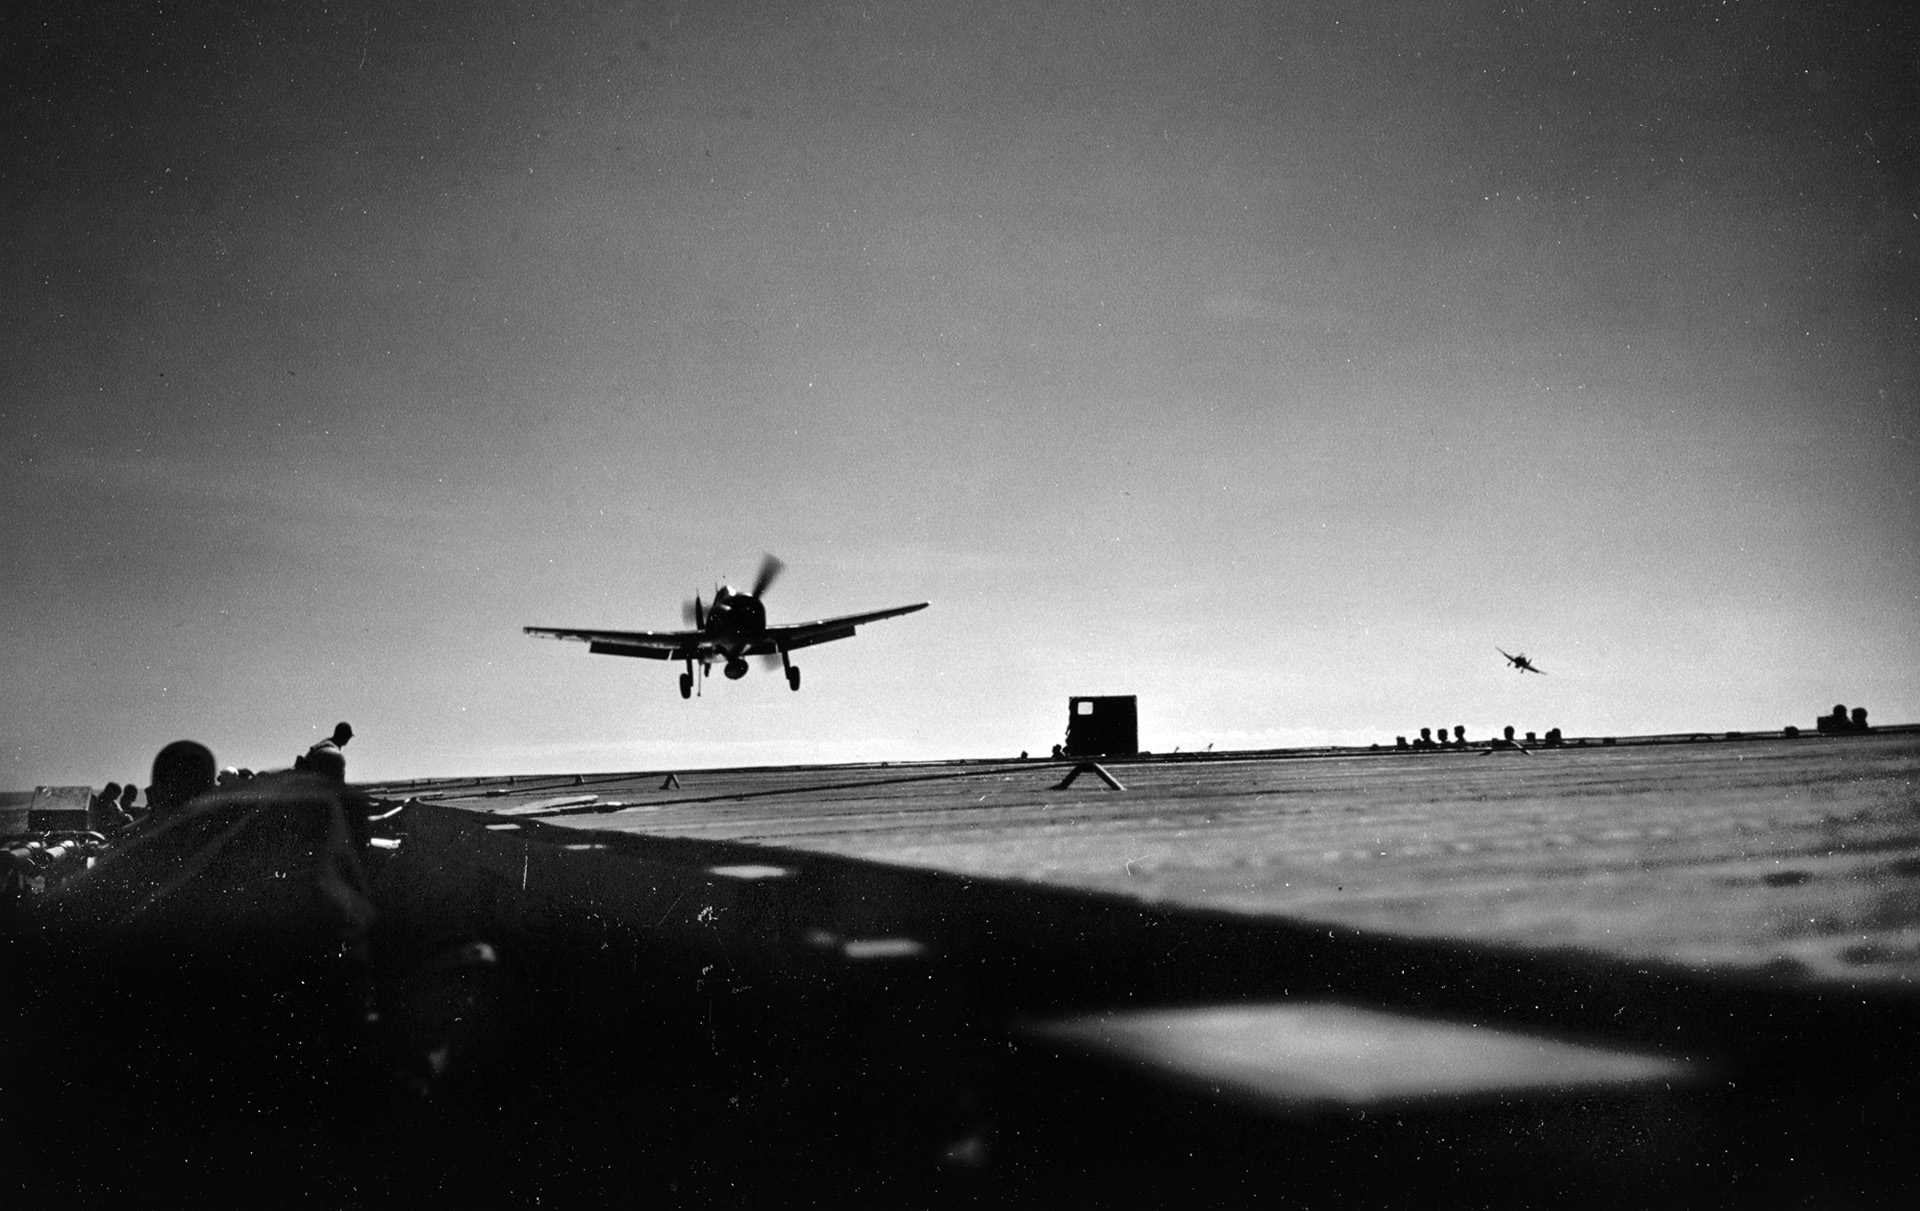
[340,730,1920,1206]
[11,731,1918,1207]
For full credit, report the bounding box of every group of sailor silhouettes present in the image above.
[84,721,356,835]
[1394,724,1564,754]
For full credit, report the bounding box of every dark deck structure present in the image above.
[1062,694,1139,757]
[9,733,1917,1205]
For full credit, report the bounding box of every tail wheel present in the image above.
[787,666,801,691]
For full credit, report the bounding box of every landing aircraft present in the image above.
[1498,648,1546,675]
[525,555,928,698]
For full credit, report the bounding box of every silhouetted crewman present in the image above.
[145,740,217,825]
[1486,725,1529,755]
[314,720,354,758]
[300,722,353,774]
[1851,706,1869,733]
[304,746,347,784]
[89,783,133,832]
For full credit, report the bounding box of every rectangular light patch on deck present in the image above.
[707,864,794,880]
[1027,1003,1695,1110]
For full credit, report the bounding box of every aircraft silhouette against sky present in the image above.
[1498,648,1547,675]
[525,555,928,698]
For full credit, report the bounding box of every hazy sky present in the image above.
[5,1,1916,787]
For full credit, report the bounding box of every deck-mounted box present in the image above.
[1064,696,1139,758]
[28,786,92,831]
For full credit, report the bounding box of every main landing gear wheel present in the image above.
[679,672,693,699]
[787,665,801,692]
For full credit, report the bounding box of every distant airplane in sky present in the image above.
[1498,648,1546,675]
[525,555,928,698]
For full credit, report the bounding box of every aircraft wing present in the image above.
[750,602,929,654]
[523,626,709,661]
